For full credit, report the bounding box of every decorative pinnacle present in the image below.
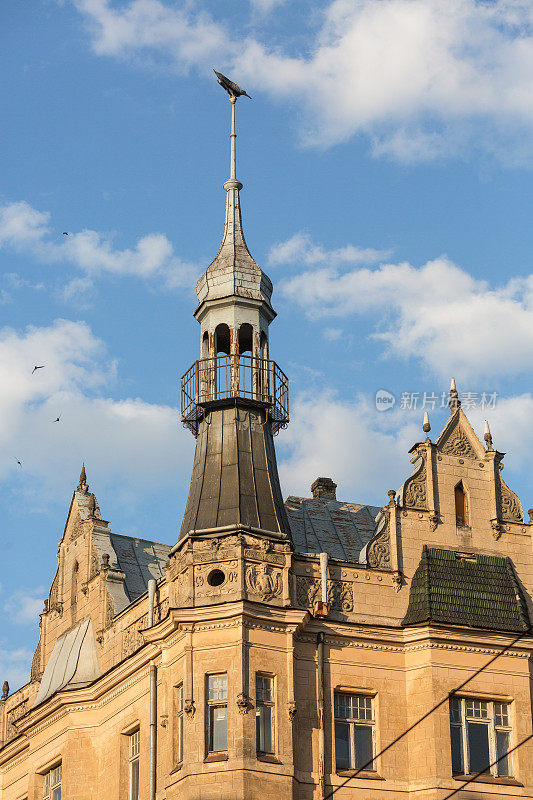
[484,420,493,451]
[77,463,89,493]
[449,377,461,413]
[422,411,431,435]
[1,681,8,701]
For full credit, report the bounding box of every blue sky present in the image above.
[1,0,532,688]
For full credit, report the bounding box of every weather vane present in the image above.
[213,70,251,182]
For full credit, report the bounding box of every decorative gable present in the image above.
[435,409,485,460]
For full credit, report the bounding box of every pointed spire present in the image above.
[422,411,431,436]
[195,84,273,311]
[77,463,89,493]
[448,377,461,413]
[484,420,493,451]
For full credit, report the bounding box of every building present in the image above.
[1,86,533,800]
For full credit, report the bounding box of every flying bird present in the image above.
[13,457,22,468]
[62,232,69,235]
[53,415,61,423]
[32,365,45,374]
[213,70,251,99]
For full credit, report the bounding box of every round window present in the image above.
[207,569,226,587]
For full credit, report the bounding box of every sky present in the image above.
[1,0,532,689]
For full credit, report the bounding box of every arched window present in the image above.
[214,324,230,355]
[238,323,253,355]
[455,482,467,526]
[260,331,268,361]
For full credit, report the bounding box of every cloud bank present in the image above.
[72,0,533,161]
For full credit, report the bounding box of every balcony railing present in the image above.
[181,354,289,436]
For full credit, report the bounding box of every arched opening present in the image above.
[260,331,268,361]
[238,324,253,355]
[201,331,209,360]
[455,482,467,526]
[214,324,230,355]
[260,331,269,399]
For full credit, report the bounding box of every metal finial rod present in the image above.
[230,96,236,180]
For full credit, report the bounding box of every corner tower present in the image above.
[179,76,290,543]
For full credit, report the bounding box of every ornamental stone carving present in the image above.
[245,564,282,601]
[499,479,523,523]
[440,428,477,459]
[244,547,285,566]
[6,700,28,740]
[404,454,427,509]
[367,521,391,569]
[121,600,170,658]
[295,577,353,612]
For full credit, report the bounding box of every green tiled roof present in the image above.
[402,546,531,632]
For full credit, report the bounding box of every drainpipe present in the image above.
[317,630,325,800]
[148,579,157,800]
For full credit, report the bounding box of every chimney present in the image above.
[311,477,337,500]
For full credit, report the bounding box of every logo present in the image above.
[375,389,396,412]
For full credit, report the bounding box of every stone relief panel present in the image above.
[295,577,354,612]
[122,599,170,658]
[440,427,477,459]
[403,453,427,510]
[366,521,391,570]
[245,564,282,601]
[6,699,28,740]
[498,477,523,523]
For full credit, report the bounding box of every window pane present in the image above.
[466,700,487,719]
[449,698,461,723]
[467,722,490,774]
[130,757,139,800]
[208,674,227,701]
[256,705,273,752]
[256,675,273,703]
[450,725,463,773]
[496,730,511,777]
[494,702,509,727]
[177,712,183,762]
[335,721,351,769]
[210,706,227,751]
[354,696,372,721]
[354,725,374,770]
[52,789,61,800]
[334,694,349,719]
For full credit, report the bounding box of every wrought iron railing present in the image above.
[181,354,289,436]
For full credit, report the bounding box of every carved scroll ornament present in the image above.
[440,428,477,459]
[403,453,427,510]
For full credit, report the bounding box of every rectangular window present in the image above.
[334,693,375,771]
[256,674,275,754]
[207,673,228,753]
[43,764,61,800]
[449,697,512,777]
[129,730,140,800]
[176,684,184,764]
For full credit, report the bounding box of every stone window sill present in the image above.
[336,770,384,781]
[169,762,183,775]
[453,773,523,786]
[257,753,281,764]
[204,752,228,763]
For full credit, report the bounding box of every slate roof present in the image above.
[92,529,171,615]
[284,496,381,561]
[403,546,531,632]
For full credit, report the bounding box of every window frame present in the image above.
[255,673,275,755]
[449,697,513,778]
[333,692,376,772]
[128,729,140,800]
[42,764,62,800]
[206,673,228,754]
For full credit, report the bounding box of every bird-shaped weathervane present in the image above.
[213,70,251,100]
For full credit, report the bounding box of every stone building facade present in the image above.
[1,92,533,800]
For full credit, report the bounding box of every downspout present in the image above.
[148,579,157,800]
[317,630,325,800]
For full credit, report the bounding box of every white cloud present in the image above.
[4,588,45,625]
[323,327,342,342]
[72,0,533,161]
[0,319,192,495]
[0,200,194,289]
[280,254,533,380]
[278,389,419,504]
[268,232,390,267]
[250,0,287,14]
[0,644,35,692]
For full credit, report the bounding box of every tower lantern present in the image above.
[179,73,290,543]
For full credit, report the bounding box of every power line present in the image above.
[324,624,532,800]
